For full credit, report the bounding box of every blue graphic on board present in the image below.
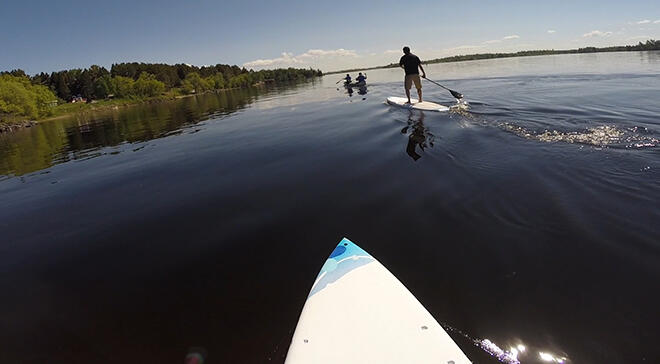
[308,238,375,297]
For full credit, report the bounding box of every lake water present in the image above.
[1,52,659,364]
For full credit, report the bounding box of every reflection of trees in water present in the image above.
[64,89,257,153]
[0,122,68,177]
[0,85,283,176]
[401,111,434,161]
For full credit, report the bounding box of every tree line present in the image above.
[0,74,57,121]
[420,39,660,67]
[1,63,322,124]
[421,39,660,64]
[14,63,322,101]
[327,39,660,74]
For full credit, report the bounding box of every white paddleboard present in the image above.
[387,96,449,112]
[285,238,471,364]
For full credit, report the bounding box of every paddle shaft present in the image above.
[423,78,450,90]
[422,77,463,99]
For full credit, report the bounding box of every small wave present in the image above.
[500,123,659,149]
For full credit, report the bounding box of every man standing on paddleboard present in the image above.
[399,46,426,103]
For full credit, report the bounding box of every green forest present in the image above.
[1,63,322,126]
[0,74,58,122]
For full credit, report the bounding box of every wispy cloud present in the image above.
[654,20,660,24]
[636,19,651,24]
[626,35,651,41]
[244,52,301,67]
[244,48,357,68]
[383,49,401,54]
[446,45,484,51]
[547,30,556,34]
[298,49,357,58]
[484,35,520,44]
[582,30,612,38]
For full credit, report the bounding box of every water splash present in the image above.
[450,99,471,115]
[441,323,521,364]
[500,123,659,149]
[441,322,569,364]
[477,339,521,364]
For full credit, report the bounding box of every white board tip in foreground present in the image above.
[285,237,471,364]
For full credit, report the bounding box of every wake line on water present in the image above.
[445,100,658,149]
[500,123,658,149]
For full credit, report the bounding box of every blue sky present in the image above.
[1,0,659,74]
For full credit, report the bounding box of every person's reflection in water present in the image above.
[400,111,434,161]
[357,85,368,98]
[346,86,354,98]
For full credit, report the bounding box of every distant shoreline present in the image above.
[325,40,660,75]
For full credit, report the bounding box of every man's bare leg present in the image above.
[405,88,411,103]
[417,88,423,103]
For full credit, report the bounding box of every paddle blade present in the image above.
[449,89,463,99]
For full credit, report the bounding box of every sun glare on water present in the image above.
[473,338,568,364]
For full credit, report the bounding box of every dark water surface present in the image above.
[1,52,659,364]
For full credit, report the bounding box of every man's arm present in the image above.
[418,59,426,78]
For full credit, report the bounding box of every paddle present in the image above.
[422,77,463,99]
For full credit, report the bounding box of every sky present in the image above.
[1,0,659,74]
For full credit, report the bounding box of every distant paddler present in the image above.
[355,72,367,86]
[336,74,352,84]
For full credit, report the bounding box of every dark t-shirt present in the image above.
[399,53,421,75]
